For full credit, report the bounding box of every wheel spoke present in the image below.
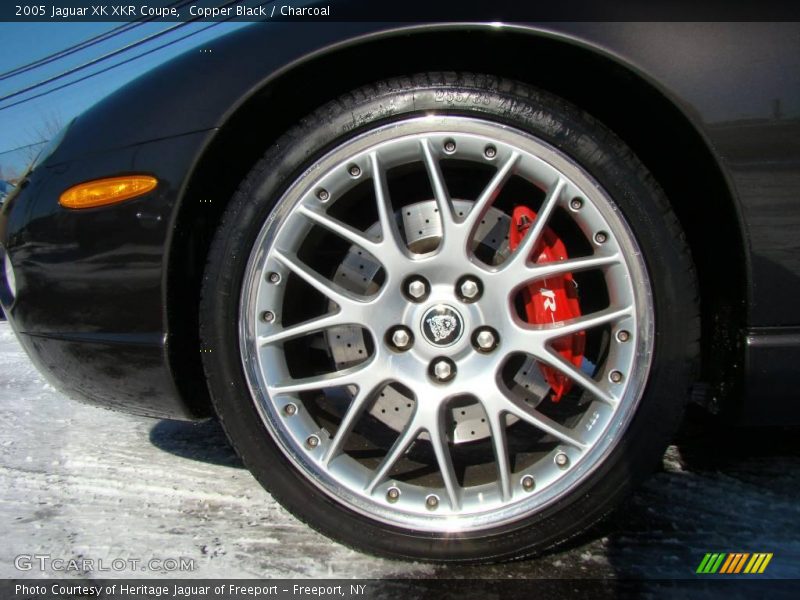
[427,412,461,510]
[366,417,423,493]
[506,178,566,269]
[538,306,632,342]
[322,381,382,465]
[271,359,375,395]
[419,138,457,238]
[501,392,587,449]
[535,350,618,407]
[484,408,512,501]
[370,152,407,257]
[499,253,621,288]
[258,311,348,346]
[272,250,366,309]
[297,205,380,253]
[462,152,520,237]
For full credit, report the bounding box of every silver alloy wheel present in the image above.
[240,116,654,532]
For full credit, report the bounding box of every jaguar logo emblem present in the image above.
[421,305,464,347]
[427,315,458,342]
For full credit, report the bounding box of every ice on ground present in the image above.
[0,322,798,580]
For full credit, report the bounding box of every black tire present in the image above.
[200,73,699,562]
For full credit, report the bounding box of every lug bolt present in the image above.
[609,370,624,383]
[348,164,361,178]
[407,278,427,300]
[268,272,281,284]
[474,328,498,352]
[306,435,320,449]
[284,403,297,416]
[432,359,455,382]
[521,475,535,491]
[425,494,440,509]
[555,452,569,468]
[594,231,608,244]
[443,140,456,154]
[484,145,497,159]
[459,278,481,301]
[616,330,630,343]
[386,487,400,502]
[391,328,412,350]
[261,310,275,323]
[316,188,330,202]
[570,198,583,211]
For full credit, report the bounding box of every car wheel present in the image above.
[200,73,699,561]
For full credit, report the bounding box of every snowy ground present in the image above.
[1,321,799,581]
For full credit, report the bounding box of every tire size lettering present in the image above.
[434,91,491,105]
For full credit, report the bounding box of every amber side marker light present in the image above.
[59,175,158,209]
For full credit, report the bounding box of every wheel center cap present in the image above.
[420,304,464,347]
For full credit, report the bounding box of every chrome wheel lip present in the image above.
[239,115,654,533]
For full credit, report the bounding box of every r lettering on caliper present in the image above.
[540,288,557,314]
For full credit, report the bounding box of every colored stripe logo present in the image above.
[696,553,773,574]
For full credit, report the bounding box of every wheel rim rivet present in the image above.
[555,453,569,468]
[316,188,330,202]
[521,475,535,491]
[425,494,439,509]
[284,403,297,416]
[407,279,427,300]
[616,330,630,343]
[443,140,456,154]
[268,272,281,284]
[391,328,411,350]
[261,310,275,323]
[570,198,583,211]
[387,487,400,502]
[595,231,608,244]
[306,435,320,449]
[609,370,624,383]
[484,145,497,159]
[348,164,361,178]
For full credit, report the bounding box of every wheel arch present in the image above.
[168,25,746,418]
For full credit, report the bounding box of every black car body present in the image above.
[1,19,798,561]
[3,22,798,424]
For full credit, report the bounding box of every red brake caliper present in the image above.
[508,206,585,402]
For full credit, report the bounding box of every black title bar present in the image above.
[3,0,800,23]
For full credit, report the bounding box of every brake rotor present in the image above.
[323,199,554,444]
